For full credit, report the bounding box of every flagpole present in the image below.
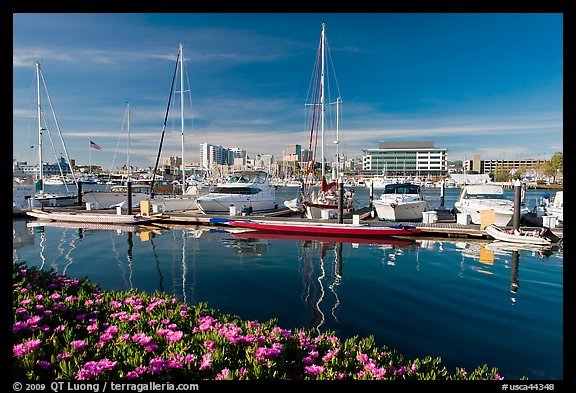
[89,140,92,176]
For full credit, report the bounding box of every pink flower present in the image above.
[198,353,212,370]
[166,330,183,343]
[304,365,325,375]
[13,339,41,357]
[216,368,231,380]
[357,353,369,363]
[71,340,87,350]
[204,340,215,351]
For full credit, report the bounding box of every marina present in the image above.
[21,183,564,244]
[13,191,564,380]
[12,14,564,382]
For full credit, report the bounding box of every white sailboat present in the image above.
[32,62,78,207]
[151,42,208,212]
[294,23,354,219]
[82,103,151,209]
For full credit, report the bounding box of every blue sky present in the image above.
[13,13,563,170]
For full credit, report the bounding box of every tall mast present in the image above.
[179,42,185,195]
[36,62,44,192]
[320,23,326,179]
[127,102,131,180]
[336,97,340,177]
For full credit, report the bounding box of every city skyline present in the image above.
[13,13,563,170]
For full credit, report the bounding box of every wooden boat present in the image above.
[484,224,560,246]
[26,208,154,225]
[214,217,422,238]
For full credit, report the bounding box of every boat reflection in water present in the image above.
[12,218,562,380]
[418,238,562,304]
[232,231,418,333]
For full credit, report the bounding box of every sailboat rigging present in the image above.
[81,102,151,209]
[286,23,354,219]
[149,42,207,212]
[33,61,78,207]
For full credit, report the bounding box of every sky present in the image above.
[13,12,563,171]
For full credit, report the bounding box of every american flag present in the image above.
[90,141,102,150]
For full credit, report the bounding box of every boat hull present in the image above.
[453,204,527,227]
[373,200,426,222]
[35,194,78,207]
[196,195,277,214]
[151,195,199,212]
[26,209,152,224]
[82,189,151,209]
[225,219,421,237]
[303,203,354,220]
[484,225,552,245]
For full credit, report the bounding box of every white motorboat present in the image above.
[195,170,278,214]
[373,183,427,222]
[453,184,529,226]
[13,174,37,214]
[545,190,563,225]
[484,224,561,246]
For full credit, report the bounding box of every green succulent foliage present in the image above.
[13,262,510,380]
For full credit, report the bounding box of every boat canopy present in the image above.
[382,183,421,195]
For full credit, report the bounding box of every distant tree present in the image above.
[512,166,528,180]
[492,167,510,182]
[549,152,563,183]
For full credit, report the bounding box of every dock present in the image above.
[18,205,563,242]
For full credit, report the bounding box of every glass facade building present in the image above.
[362,141,447,177]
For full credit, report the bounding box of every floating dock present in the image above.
[19,205,563,242]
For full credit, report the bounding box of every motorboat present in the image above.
[545,190,563,225]
[13,174,37,214]
[372,183,427,222]
[195,170,278,214]
[484,224,561,246]
[453,184,529,226]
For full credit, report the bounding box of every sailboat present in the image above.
[286,23,354,219]
[82,103,152,209]
[32,62,79,207]
[150,42,208,212]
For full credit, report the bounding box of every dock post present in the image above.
[369,181,374,215]
[77,181,82,206]
[440,179,445,209]
[338,176,344,224]
[127,180,133,215]
[513,179,521,230]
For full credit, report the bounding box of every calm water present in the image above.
[13,186,563,380]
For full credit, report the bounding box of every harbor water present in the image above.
[13,185,563,380]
